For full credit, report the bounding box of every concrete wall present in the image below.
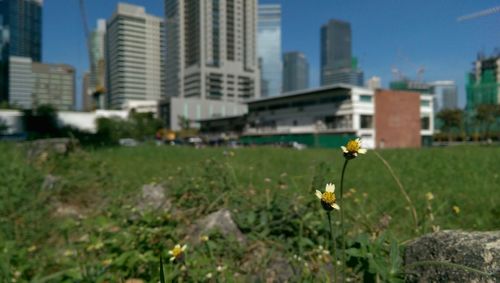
[375,90,421,148]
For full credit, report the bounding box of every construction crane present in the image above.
[78,0,105,109]
[457,6,500,22]
[392,49,425,82]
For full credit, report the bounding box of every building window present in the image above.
[420,100,430,107]
[360,115,373,129]
[421,116,430,130]
[360,95,372,102]
[324,115,352,129]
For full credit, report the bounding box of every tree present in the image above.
[129,111,163,140]
[95,111,164,145]
[22,104,60,139]
[475,104,500,140]
[437,109,463,142]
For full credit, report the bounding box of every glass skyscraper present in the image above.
[258,4,282,97]
[282,51,309,93]
[320,19,363,87]
[0,0,42,101]
[321,19,351,86]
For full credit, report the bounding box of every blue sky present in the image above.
[43,0,500,109]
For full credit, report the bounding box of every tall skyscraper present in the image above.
[321,19,351,86]
[320,19,364,87]
[106,3,164,109]
[89,19,106,109]
[258,4,281,97]
[430,80,458,112]
[0,0,42,102]
[165,0,259,101]
[282,51,309,93]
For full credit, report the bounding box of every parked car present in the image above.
[119,138,138,147]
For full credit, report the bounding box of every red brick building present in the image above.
[375,90,422,148]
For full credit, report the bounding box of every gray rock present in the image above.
[187,209,246,245]
[26,138,78,161]
[135,184,171,213]
[404,230,500,283]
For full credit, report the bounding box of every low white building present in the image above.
[200,84,434,148]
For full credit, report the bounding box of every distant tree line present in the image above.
[18,104,164,146]
[436,104,500,142]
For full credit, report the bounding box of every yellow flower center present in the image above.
[171,246,183,258]
[346,140,361,152]
[321,192,336,204]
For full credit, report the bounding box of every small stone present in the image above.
[26,138,79,161]
[187,209,246,245]
[135,184,171,213]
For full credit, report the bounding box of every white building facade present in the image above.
[106,3,164,109]
[164,0,259,101]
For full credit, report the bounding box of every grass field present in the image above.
[0,143,499,282]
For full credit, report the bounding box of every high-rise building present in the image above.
[466,53,500,110]
[31,61,75,110]
[258,4,281,97]
[89,19,106,109]
[320,19,364,87]
[164,0,259,101]
[9,56,75,110]
[366,76,381,90]
[282,51,309,93]
[320,19,351,86]
[106,3,164,109]
[163,0,259,130]
[430,80,458,112]
[0,0,42,102]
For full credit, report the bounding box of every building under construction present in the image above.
[466,52,500,110]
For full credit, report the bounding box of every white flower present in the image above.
[315,183,340,211]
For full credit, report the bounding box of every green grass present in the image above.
[0,143,499,281]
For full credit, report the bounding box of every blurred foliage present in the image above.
[95,112,163,146]
[22,104,60,139]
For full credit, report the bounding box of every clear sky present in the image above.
[43,0,500,110]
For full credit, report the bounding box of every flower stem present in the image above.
[372,150,418,231]
[339,159,349,283]
[327,211,337,283]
